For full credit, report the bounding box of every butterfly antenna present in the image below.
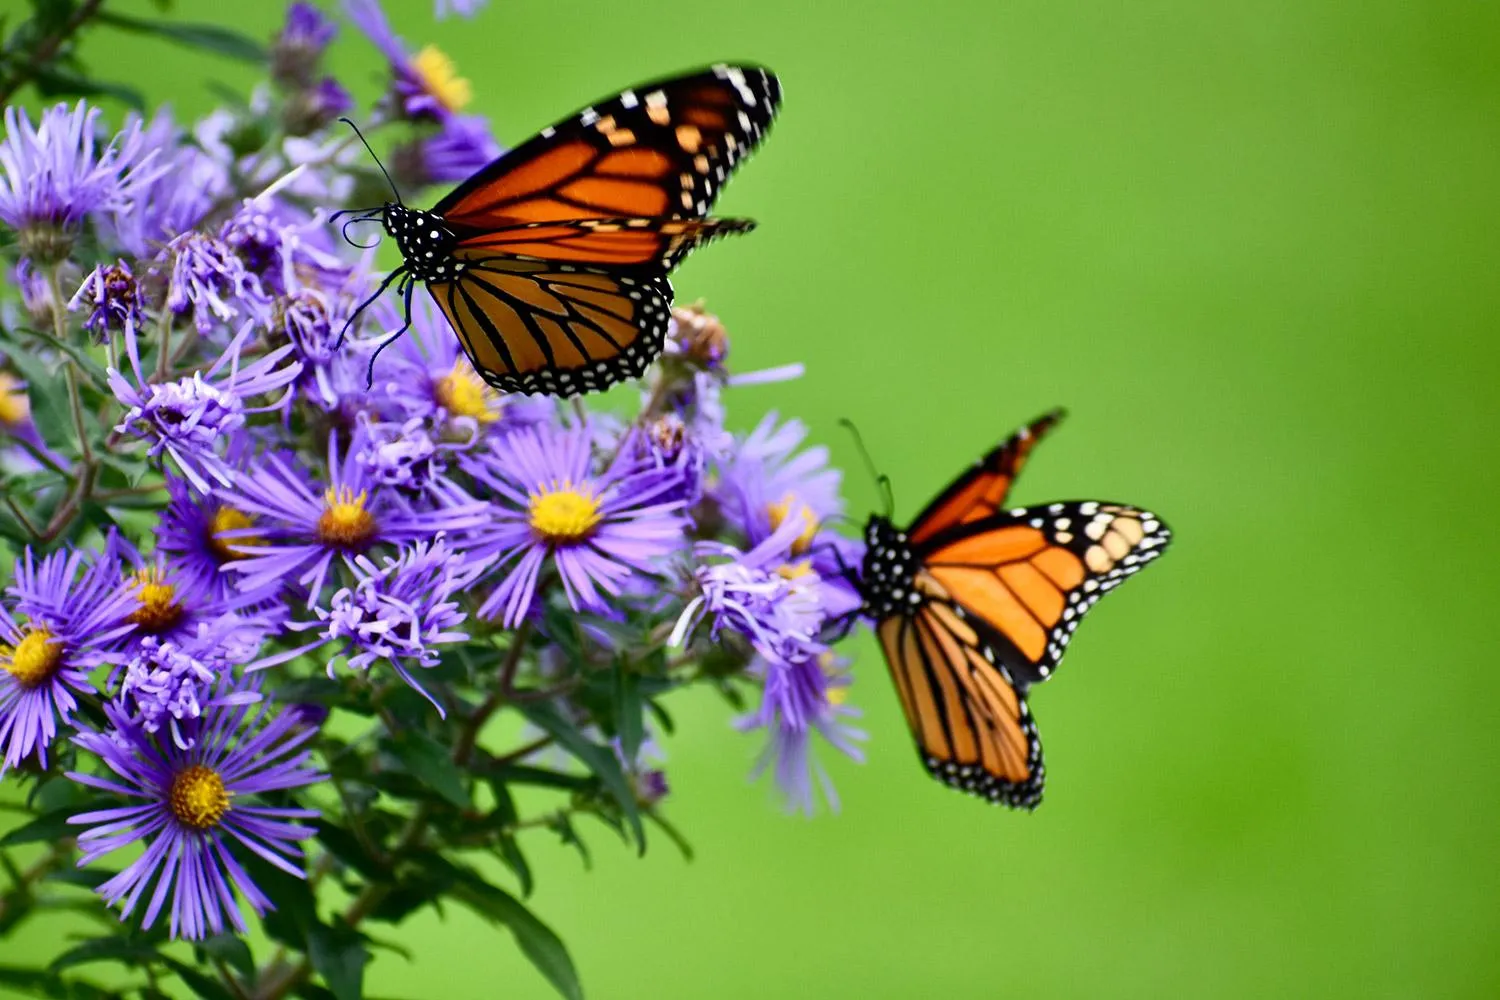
[339,117,403,204]
[838,418,895,519]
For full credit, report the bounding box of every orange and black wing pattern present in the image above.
[427,257,672,396]
[858,412,1172,808]
[875,592,1045,808]
[917,500,1171,687]
[908,408,1065,545]
[433,65,780,266]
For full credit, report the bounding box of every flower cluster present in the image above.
[0,0,862,994]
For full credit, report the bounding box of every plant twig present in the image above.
[0,0,106,105]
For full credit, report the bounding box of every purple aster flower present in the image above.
[669,513,827,665]
[222,195,350,297]
[0,548,138,771]
[68,688,321,940]
[628,413,710,506]
[466,422,689,627]
[276,286,368,410]
[435,0,489,18]
[117,630,263,749]
[70,260,145,344]
[161,231,273,335]
[219,428,490,604]
[0,102,164,264]
[354,413,472,496]
[294,534,481,713]
[738,649,864,814]
[345,0,473,121]
[108,325,302,493]
[157,476,284,609]
[272,2,339,87]
[106,111,225,255]
[391,114,501,190]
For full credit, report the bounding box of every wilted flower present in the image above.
[68,689,321,940]
[71,260,145,343]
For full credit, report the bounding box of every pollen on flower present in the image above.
[128,568,186,634]
[775,559,814,581]
[435,361,499,423]
[0,373,29,428]
[528,481,602,544]
[2,628,62,689]
[168,764,232,830]
[767,494,819,555]
[207,505,262,563]
[318,487,377,549]
[413,45,471,112]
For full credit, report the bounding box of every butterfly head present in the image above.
[860,516,920,619]
[381,204,462,281]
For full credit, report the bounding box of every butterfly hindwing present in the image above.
[918,501,1171,687]
[877,605,1045,809]
[433,65,780,234]
[427,255,672,396]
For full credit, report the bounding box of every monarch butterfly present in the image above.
[338,64,781,396]
[854,410,1172,808]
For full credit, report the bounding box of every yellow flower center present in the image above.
[767,494,819,555]
[3,628,62,689]
[168,764,231,830]
[0,373,30,428]
[128,569,185,634]
[207,506,263,563]
[528,482,602,544]
[819,652,848,706]
[318,487,377,550]
[413,45,471,112]
[435,361,499,424]
[775,559,814,581]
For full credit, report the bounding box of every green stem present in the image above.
[0,0,106,105]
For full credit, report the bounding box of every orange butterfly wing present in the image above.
[908,409,1065,545]
[919,502,1171,686]
[433,65,779,265]
[876,600,1044,808]
[426,256,671,395]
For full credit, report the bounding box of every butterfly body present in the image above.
[857,411,1172,809]
[360,64,782,397]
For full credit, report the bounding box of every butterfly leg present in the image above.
[363,275,416,389]
[335,264,408,351]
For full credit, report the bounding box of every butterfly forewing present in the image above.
[434,65,780,236]
[919,501,1171,687]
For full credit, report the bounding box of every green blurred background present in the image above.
[9,1,1500,996]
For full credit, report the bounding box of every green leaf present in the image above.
[3,349,75,456]
[0,799,106,847]
[156,958,237,1000]
[612,661,645,762]
[195,934,254,978]
[385,730,470,809]
[484,764,592,792]
[308,918,369,1000]
[315,822,387,881]
[424,858,583,1000]
[29,775,93,813]
[31,65,145,108]
[95,11,267,63]
[49,938,161,973]
[0,966,124,1000]
[518,701,643,852]
[44,868,118,890]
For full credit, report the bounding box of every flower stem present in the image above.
[0,0,105,105]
